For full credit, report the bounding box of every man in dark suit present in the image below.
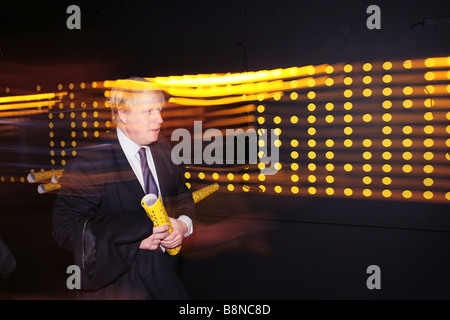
[52,78,195,299]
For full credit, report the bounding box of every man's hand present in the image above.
[139,225,170,250]
[160,218,188,249]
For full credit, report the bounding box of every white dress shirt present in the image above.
[117,127,193,238]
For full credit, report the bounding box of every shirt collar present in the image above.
[117,127,146,158]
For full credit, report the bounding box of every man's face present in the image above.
[119,98,164,146]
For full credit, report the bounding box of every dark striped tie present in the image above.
[138,147,158,197]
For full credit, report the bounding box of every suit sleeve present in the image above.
[52,152,153,291]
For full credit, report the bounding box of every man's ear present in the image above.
[117,108,128,124]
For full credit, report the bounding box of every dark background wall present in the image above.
[0,0,449,299]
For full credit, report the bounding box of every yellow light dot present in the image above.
[308,115,316,123]
[423,165,434,173]
[363,176,372,185]
[363,63,372,71]
[382,139,392,147]
[363,114,373,122]
[325,115,334,123]
[344,102,353,110]
[344,163,353,172]
[308,175,316,183]
[325,65,334,74]
[227,173,234,180]
[290,116,298,124]
[307,91,316,99]
[257,105,265,113]
[402,164,412,173]
[403,60,412,69]
[424,138,434,147]
[273,116,281,124]
[363,76,372,84]
[308,151,316,159]
[326,187,334,195]
[325,139,334,147]
[291,139,299,147]
[291,186,299,194]
[344,77,353,85]
[307,103,316,111]
[363,88,372,97]
[308,163,316,171]
[308,127,316,135]
[363,189,372,197]
[227,184,235,191]
[424,72,435,81]
[382,74,392,83]
[362,139,372,148]
[382,151,392,160]
[325,78,334,86]
[325,163,334,171]
[289,92,298,100]
[273,92,282,101]
[291,151,299,159]
[198,172,205,179]
[274,139,282,147]
[308,139,316,147]
[325,102,334,111]
[258,162,266,170]
[382,189,392,198]
[402,126,413,134]
[291,163,299,171]
[424,98,434,108]
[291,175,299,182]
[344,114,353,123]
[382,100,392,109]
[403,99,413,108]
[382,177,392,185]
[423,178,434,187]
[344,89,353,98]
[402,190,412,198]
[445,192,450,200]
[403,86,413,95]
[402,151,413,160]
[382,126,392,135]
[423,151,434,160]
[382,87,392,96]
[258,140,265,148]
[383,61,392,70]
[423,191,433,199]
[344,127,353,135]
[344,188,353,196]
[308,187,317,195]
[424,125,434,134]
[425,58,435,67]
[325,151,334,159]
[382,164,392,172]
[257,117,265,125]
[363,164,372,172]
[344,64,353,72]
[259,185,266,192]
[424,112,433,121]
[363,151,372,160]
[402,139,413,147]
[274,185,282,193]
[307,79,316,87]
[344,139,353,148]
[258,174,265,181]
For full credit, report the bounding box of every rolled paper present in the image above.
[27,169,64,183]
[51,173,62,184]
[192,183,219,204]
[141,194,181,255]
[37,183,61,194]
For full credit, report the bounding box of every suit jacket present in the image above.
[52,130,195,299]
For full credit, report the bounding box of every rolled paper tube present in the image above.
[37,183,61,194]
[141,194,181,255]
[51,173,62,184]
[192,183,219,204]
[27,169,64,183]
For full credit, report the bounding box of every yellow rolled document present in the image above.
[27,169,64,183]
[192,183,219,204]
[141,194,181,255]
[37,183,62,194]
